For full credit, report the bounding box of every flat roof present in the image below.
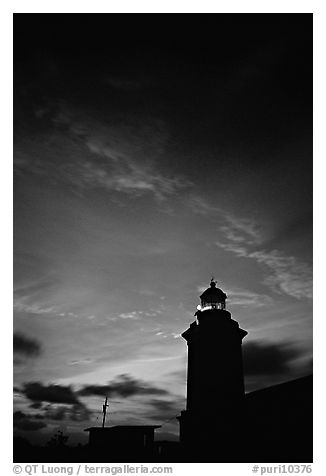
[84,425,161,432]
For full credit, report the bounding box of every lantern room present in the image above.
[199,279,227,310]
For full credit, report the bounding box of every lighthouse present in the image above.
[178,279,248,458]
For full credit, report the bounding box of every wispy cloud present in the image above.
[13,294,80,321]
[227,289,273,307]
[188,195,312,300]
[16,103,191,202]
[75,158,189,201]
[216,241,312,300]
[14,298,55,316]
[188,195,262,244]
[221,215,262,245]
[248,250,312,299]
[68,359,94,366]
[187,195,223,216]
[117,311,142,320]
[216,221,312,299]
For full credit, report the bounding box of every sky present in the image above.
[13,14,312,445]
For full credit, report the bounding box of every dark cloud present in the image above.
[20,375,168,416]
[44,405,67,421]
[13,411,47,432]
[45,403,92,422]
[148,398,182,421]
[29,402,43,409]
[78,374,170,398]
[13,332,41,357]
[22,382,79,405]
[14,410,30,420]
[33,413,45,420]
[243,340,302,376]
[69,404,92,422]
[149,399,179,414]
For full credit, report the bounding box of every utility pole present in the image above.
[102,396,109,428]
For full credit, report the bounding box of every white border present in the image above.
[2,2,324,473]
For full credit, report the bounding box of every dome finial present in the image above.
[210,276,216,287]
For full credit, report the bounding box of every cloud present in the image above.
[216,221,312,300]
[29,402,43,409]
[44,405,67,421]
[187,195,222,216]
[69,404,92,422]
[13,411,47,432]
[44,403,92,422]
[14,410,44,421]
[14,298,55,316]
[227,289,273,307]
[16,103,191,202]
[249,250,313,299]
[215,241,248,258]
[188,196,262,246]
[22,382,80,405]
[76,159,188,202]
[78,373,170,398]
[243,340,302,377]
[68,358,94,366]
[118,311,142,320]
[149,399,178,413]
[188,195,312,300]
[13,332,42,357]
[149,398,180,416]
[221,215,262,245]
[146,398,185,424]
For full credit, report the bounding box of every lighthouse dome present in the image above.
[199,279,227,310]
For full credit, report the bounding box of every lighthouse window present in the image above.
[201,301,225,310]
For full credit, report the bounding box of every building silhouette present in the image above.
[177,279,312,462]
[244,375,312,462]
[178,279,247,457]
[84,425,161,460]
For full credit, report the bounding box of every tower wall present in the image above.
[178,308,247,456]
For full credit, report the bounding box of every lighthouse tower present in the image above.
[178,279,248,457]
